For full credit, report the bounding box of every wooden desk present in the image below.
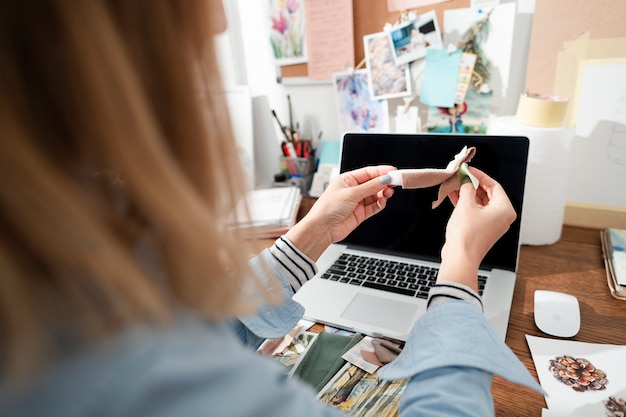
[494,226,626,415]
[255,198,626,415]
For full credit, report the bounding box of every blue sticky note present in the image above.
[420,49,463,108]
[317,139,340,165]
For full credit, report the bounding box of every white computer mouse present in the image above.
[534,290,580,338]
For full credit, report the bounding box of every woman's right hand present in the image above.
[285,165,396,262]
[438,167,516,290]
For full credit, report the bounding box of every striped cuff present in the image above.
[427,281,483,312]
[269,236,318,291]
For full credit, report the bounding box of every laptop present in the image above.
[293,133,529,341]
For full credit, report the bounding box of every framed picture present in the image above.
[389,11,443,66]
[333,69,389,133]
[364,32,412,100]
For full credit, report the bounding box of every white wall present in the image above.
[236,1,339,141]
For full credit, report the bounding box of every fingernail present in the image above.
[379,174,391,185]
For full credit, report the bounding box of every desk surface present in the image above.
[255,198,626,416]
[494,226,626,415]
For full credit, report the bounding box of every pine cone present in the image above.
[548,355,608,392]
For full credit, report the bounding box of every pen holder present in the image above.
[279,156,316,195]
[281,156,315,177]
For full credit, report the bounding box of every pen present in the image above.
[285,141,297,158]
[302,140,312,158]
[294,139,302,157]
[271,110,292,142]
[281,141,290,157]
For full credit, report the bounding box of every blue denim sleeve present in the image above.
[378,301,545,417]
[231,241,315,347]
[1,319,346,417]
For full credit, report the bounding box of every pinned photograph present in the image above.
[389,11,443,66]
[426,88,492,134]
[364,32,412,100]
[332,69,389,133]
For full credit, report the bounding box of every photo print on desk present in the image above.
[269,0,307,65]
[526,335,626,416]
[317,363,408,416]
[388,10,443,66]
[364,32,412,100]
[332,69,389,133]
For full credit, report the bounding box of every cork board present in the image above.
[280,0,470,79]
[525,0,626,94]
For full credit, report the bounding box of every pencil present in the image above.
[287,94,294,136]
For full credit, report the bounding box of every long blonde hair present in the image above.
[0,0,268,380]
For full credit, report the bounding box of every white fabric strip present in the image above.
[388,170,404,187]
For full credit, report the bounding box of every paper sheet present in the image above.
[387,0,451,11]
[341,336,381,374]
[567,58,626,208]
[443,3,516,114]
[420,48,462,108]
[526,335,626,416]
[304,0,354,80]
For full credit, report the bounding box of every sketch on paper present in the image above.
[444,4,517,115]
[608,94,626,165]
[567,61,626,208]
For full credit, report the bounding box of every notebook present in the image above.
[293,133,529,341]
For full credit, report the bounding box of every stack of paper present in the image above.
[600,228,626,300]
[232,186,302,239]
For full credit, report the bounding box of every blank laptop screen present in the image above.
[339,133,529,272]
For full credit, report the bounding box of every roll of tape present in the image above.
[516,93,569,128]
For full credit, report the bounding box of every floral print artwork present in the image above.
[270,0,307,65]
[333,70,389,133]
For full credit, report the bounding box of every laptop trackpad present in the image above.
[340,293,418,334]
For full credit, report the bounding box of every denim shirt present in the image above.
[228,246,305,348]
[0,239,543,417]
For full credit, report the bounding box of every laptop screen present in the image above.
[339,133,529,272]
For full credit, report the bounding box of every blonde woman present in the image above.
[0,1,541,416]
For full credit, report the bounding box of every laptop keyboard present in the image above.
[320,253,488,299]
